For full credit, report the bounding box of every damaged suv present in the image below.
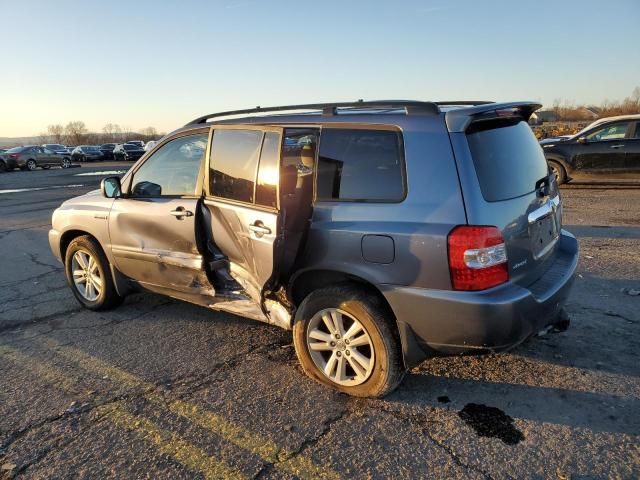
[49,100,578,397]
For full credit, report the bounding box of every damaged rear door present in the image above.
[108,130,211,294]
[203,126,283,306]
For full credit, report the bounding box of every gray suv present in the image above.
[49,100,578,397]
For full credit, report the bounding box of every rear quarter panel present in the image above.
[296,115,466,290]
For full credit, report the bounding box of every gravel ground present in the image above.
[0,164,638,479]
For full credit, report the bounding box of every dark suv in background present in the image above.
[114,143,145,161]
[100,143,117,160]
[49,100,578,397]
[71,145,103,162]
[541,114,640,183]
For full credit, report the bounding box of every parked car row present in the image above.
[0,140,151,172]
[72,141,147,162]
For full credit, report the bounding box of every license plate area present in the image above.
[530,214,559,259]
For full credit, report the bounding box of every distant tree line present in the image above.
[38,122,164,146]
[550,86,640,121]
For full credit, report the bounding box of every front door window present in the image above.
[130,134,208,197]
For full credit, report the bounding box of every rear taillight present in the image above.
[448,226,508,291]
[9,153,19,159]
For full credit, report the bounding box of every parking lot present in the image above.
[0,163,638,479]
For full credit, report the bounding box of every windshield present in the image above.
[85,146,100,152]
[123,144,140,150]
[45,144,65,150]
[101,144,115,149]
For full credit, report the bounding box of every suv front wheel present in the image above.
[293,285,404,397]
[64,235,123,310]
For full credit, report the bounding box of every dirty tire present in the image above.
[548,160,566,184]
[65,235,123,311]
[293,284,405,398]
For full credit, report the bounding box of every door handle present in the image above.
[169,207,193,219]
[610,144,624,149]
[248,221,271,237]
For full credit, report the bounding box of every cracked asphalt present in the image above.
[1,163,639,479]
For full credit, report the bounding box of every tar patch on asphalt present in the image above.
[458,403,524,445]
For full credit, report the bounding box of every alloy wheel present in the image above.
[71,250,103,301]
[26,160,37,171]
[306,308,375,386]
[62,158,71,168]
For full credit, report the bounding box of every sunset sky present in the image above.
[2,0,639,137]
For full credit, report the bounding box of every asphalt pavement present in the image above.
[0,162,639,479]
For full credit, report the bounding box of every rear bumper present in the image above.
[382,230,579,367]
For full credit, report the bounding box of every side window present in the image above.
[210,129,263,203]
[586,122,629,142]
[255,132,280,208]
[316,129,405,202]
[130,133,207,197]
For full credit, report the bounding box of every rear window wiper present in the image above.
[535,172,554,197]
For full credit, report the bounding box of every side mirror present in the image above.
[101,176,122,198]
[577,136,587,144]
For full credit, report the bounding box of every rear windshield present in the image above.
[466,120,548,202]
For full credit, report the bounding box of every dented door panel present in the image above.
[108,197,211,295]
[203,198,277,302]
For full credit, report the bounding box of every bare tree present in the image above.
[47,124,65,144]
[121,125,133,142]
[37,132,50,144]
[139,126,158,142]
[102,123,123,142]
[64,121,88,145]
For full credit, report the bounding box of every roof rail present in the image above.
[185,100,440,126]
[435,101,494,106]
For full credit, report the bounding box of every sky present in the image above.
[1,0,639,137]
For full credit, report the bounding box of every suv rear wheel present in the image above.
[65,235,122,310]
[293,285,404,397]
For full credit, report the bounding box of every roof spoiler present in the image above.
[445,101,542,133]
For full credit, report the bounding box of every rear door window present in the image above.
[316,129,405,202]
[210,129,263,203]
[466,120,548,202]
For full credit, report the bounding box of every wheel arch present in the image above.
[545,154,571,174]
[288,268,420,368]
[59,229,131,296]
[59,229,99,260]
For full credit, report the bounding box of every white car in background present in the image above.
[144,140,157,152]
